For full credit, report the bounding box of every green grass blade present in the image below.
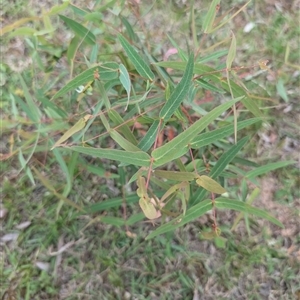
[159,54,194,121]
[85,195,138,213]
[59,15,96,45]
[52,148,72,197]
[118,34,155,81]
[215,198,284,228]
[67,146,151,167]
[245,161,296,179]
[152,97,243,167]
[18,74,40,122]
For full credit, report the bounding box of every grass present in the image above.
[1,0,300,299]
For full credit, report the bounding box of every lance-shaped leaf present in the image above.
[203,0,221,33]
[108,110,137,145]
[146,199,213,240]
[67,146,151,167]
[51,63,119,100]
[119,63,131,110]
[245,161,296,179]
[152,97,242,167]
[59,15,96,45]
[138,120,160,152]
[215,198,284,228]
[196,175,226,194]
[160,181,189,203]
[118,34,154,81]
[190,118,261,149]
[154,170,197,182]
[159,54,194,122]
[109,130,141,152]
[226,32,236,70]
[51,114,92,150]
[190,136,249,205]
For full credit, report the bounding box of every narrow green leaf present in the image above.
[98,62,119,80]
[138,120,160,151]
[197,78,224,93]
[126,213,145,226]
[196,175,227,194]
[67,35,80,63]
[167,34,187,61]
[152,97,243,167]
[231,187,261,231]
[51,64,118,100]
[245,161,295,179]
[191,136,249,205]
[211,0,251,33]
[48,1,69,15]
[51,66,97,100]
[100,216,125,226]
[18,74,40,122]
[109,130,141,152]
[154,170,197,181]
[120,15,138,42]
[67,146,151,167]
[33,167,84,212]
[119,63,131,110]
[59,15,96,45]
[160,181,189,203]
[8,27,37,37]
[155,61,221,84]
[118,34,154,81]
[198,50,228,63]
[13,94,37,123]
[276,78,289,102]
[18,150,35,185]
[220,79,263,117]
[215,198,284,228]
[51,115,92,150]
[226,32,236,70]
[146,199,212,240]
[85,194,139,214]
[108,110,137,145]
[159,54,194,121]
[203,0,221,33]
[190,118,261,149]
[210,136,249,178]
